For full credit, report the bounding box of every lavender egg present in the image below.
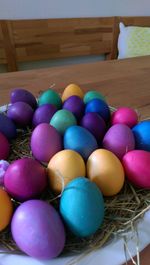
[11,200,66,259]
[103,124,135,159]
[32,104,57,127]
[63,95,85,120]
[0,160,9,186]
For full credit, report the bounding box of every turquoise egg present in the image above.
[60,177,104,237]
[132,120,150,151]
[38,89,62,109]
[84,90,105,104]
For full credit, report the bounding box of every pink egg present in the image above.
[31,123,62,163]
[0,132,10,160]
[102,124,135,159]
[123,150,150,188]
[111,107,138,128]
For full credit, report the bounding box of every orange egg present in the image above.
[0,188,13,231]
[87,149,125,196]
[47,150,86,193]
[62,84,84,102]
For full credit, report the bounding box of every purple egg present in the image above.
[10,88,37,109]
[63,95,85,120]
[81,113,106,144]
[0,113,17,140]
[0,132,10,160]
[7,101,34,127]
[103,124,135,159]
[32,104,57,128]
[11,200,66,259]
[31,123,62,163]
[4,158,47,201]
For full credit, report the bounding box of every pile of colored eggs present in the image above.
[0,83,150,260]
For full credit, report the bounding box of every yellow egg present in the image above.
[62,84,84,102]
[47,150,86,193]
[0,188,13,231]
[87,149,125,196]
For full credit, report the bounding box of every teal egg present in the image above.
[38,89,62,109]
[50,109,77,135]
[60,177,104,237]
[84,90,105,104]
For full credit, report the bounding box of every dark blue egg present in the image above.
[0,113,17,140]
[64,125,98,160]
[85,98,110,123]
[132,121,150,151]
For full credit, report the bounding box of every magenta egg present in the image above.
[102,124,135,159]
[4,158,47,201]
[31,123,62,163]
[123,150,150,188]
[11,200,66,259]
[111,107,138,128]
[0,132,10,160]
[32,104,57,127]
[63,95,85,120]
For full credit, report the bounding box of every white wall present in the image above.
[0,0,150,19]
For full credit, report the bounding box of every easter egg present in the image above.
[87,149,125,196]
[0,188,13,231]
[11,200,66,259]
[84,90,105,104]
[62,84,84,102]
[60,177,104,237]
[31,123,62,163]
[0,132,10,160]
[38,89,62,109]
[64,125,98,160]
[111,107,138,128]
[122,150,150,188]
[81,112,106,144]
[10,88,37,109]
[63,95,85,120]
[132,120,150,151]
[0,113,17,140]
[4,158,47,201]
[32,104,56,127]
[102,124,135,159]
[0,160,9,186]
[50,109,77,135]
[7,102,34,127]
[85,98,110,123]
[47,150,86,193]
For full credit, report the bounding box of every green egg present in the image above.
[38,89,62,109]
[50,109,77,135]
[84,90,106,104]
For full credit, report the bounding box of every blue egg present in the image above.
[132,121,150,151]
[60,177,104,237]
[85,98,110,123]
[0,113,17,140]
[64,125,98,160]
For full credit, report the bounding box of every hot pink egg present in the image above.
[0,132,10,160]
[111,107,138,128]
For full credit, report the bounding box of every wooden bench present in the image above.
[1,16,150,72]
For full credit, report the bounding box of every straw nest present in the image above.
[0,117,150,263]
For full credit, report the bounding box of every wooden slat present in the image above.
[0,21,7,64]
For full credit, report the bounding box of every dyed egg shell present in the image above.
[84,90,105,104]
[81,112,106,144]
[10,88,37,109]
[0,160,10,186]
[38,89,62,109]
[47,150,86,194]
[60,177,104,237]
[50,109,77,135]
[63,95,85,120]
[4,158,47,201]
[62,84,84,102]
[111,107,138,128]
[11,200,66,259]
[0,188,13,231]
[31,123,62,163]
[85,98,110,123]
[0,132,10,160]
[32,104,56,127]
[87,149,125,196]
[123,150,150,188]
[102,124,135,159]
[7,102,34,127]
[132,120,150,151]
[64,125,98,160]
[0,113,17,140]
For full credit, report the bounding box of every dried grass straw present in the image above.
[0,109,150,265]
